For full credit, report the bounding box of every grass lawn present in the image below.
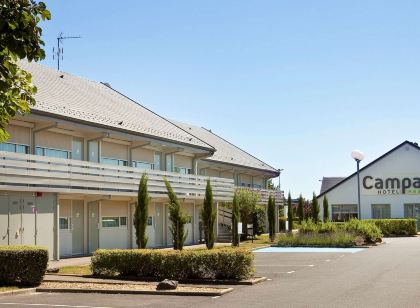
[58,265,92,275]
[0,286,22,292]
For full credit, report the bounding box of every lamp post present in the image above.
[351,150,364,220]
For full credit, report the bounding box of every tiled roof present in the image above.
[320,177,346,194]
[174,121,279,174]
[20,61,213,150]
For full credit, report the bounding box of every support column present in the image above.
[53,194,60,260]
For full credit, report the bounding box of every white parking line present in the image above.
[0,304,113,308]
[256,264,315,267]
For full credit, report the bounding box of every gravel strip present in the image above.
[40,281,221,293]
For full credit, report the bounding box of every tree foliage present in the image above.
[287,192,294,232]
[134,173,149,248]
[0,0,51,142]
[253,205,266,236]
[201,179,216,249]
[297,194,305,223]
[267,194,276,242]
[231,191,240,246]
[235,189,261,238]
[164,178,188,250]
[312,193,320,223]
[323,195,330,222]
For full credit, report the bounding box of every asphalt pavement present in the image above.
[1,236,420,308]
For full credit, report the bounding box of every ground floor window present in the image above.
[372,204,391,219]
[331,204,358,222]
[101,216,128,228]
[404,204,420,229]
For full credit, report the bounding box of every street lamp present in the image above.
[351,150,364,220]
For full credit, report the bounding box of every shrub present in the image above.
[299,219,338,234]
[299,219,318,233]
[91,248,255,280]
[277,232,358,248]
[342,219,382,243]
[253,205,266,236]
[0,246,48,286]
[365,219,417,236]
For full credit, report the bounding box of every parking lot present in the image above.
[1,237,420,308]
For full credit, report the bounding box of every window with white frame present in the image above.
[331,204,358,222]
[101,157,128,167]
[372,204,391,219]
[147,216,153,226]
[0,142,29,154]
[59,217,70,230]
[101,216,128,228]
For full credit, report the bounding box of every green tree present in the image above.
[201,179,216,249]
[267,194,276,242]
[287,192,294,232]
[323,195,330,222]
[164,178,188,250]
[231,191,240,246]
[312,193,320,223]
[297,194,304,223]
[0,0,51,142]
[253,205,266,236]
[235,189,261,238]
[133,173,149,248]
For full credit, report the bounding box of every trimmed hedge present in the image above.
[277,232,359,248]
[364,219,417,236]
[0,246,49,286]
[92,248,255,280]
[341,219,382,243]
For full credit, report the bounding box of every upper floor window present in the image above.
[174,166,193,174]
[0,142,29,154]
[101,157,128,167]
[35,146,71,159]
[132,160,154,170]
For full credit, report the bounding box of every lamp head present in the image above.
[351,150,364,161]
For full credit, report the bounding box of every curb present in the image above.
[36,287,234,297]
[0,288,36,297]
[45,274,267,286]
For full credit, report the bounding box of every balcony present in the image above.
[0,151,234,201]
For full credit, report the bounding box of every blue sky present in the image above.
[39,1,420,198]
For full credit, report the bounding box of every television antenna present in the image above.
[53,32,81,70]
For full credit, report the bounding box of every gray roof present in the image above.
[174,122,279,174]
[320,177,346,194]
[20,61,213,150]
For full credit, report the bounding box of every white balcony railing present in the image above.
[0,151,234,201]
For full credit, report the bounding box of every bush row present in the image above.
[277,232,359,248]
[0,246,49,286]
[91,248,255,280]
[298,219,383,243]
[364,219,417,236]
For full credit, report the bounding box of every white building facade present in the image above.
[318,141,420,229]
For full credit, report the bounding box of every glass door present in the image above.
[404,204,420,230]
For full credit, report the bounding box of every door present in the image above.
[9,195,22,245]
[154,203,164,247]
[0,194,9,245]
[72,201,84,255]
[21,193,36,245]
[88,202,99,253]
[72,139,84,161]
[184,203,194,245]
[404,204,420,230]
